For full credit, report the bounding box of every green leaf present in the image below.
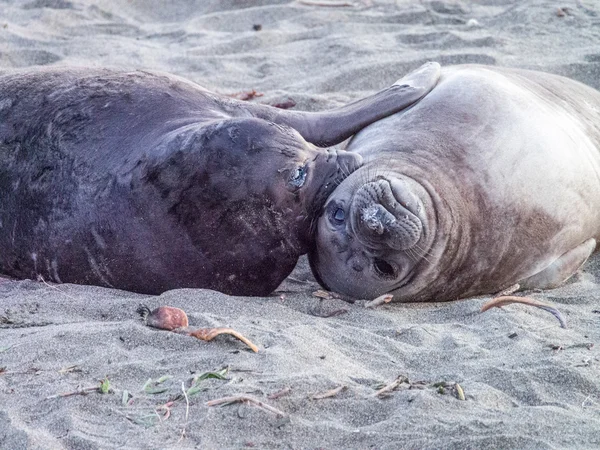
[100,377,111,394]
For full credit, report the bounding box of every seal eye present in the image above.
[373,258,396,279]
[289,165,307,188]
[327,204,345,226]
[333,208,345,224]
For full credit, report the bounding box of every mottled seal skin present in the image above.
[310,65,600,302]
[0,63,440,295]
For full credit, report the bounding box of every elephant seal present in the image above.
[310,64,600,302]
[0,63,440,296]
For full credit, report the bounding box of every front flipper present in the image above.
[248,62,441,147]
[519,238,596,290]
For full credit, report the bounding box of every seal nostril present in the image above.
[361,206,384,234]
[352,261,363,272]
[373,258,396,278]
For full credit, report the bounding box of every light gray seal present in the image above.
[310,65,600,301]
[0,63,440,295]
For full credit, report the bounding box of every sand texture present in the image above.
[2,0,600,449]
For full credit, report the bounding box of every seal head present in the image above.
[310,162,436,299]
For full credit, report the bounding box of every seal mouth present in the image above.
[349,176,423,252]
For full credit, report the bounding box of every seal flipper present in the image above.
[519,238,596,290]
[247,62,441,147]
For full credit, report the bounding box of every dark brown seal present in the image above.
[310,65,600,302]
[0,63,441,295]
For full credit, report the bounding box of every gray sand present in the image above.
[1,1,600,449]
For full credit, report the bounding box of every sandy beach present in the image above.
[2,1,600,448]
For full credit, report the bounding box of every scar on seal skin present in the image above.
[0,63,441,296]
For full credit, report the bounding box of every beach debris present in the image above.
[227,89,264,101]
[433,381,464,398]
[313,289,336,300]
[155,400,175,420]
[549,342,593,352]
[179,381,190,443]
[142,375,173,394]
[556,7,572,17]
[480,295,567,329]
[374,375,409,398]
[125,413,160,428]
[125,367,229,428]
[268,387,292,400]
[187,328,259,353]
[187,368,229,397]
[271,99,297,109]
[466,18,480,28]
[497,283,520,297]
[308,299,349,318]
[365,293,393,309]
[47,377,113,399]
[122,390,132,406]
[575,358,592,367]
[58,365,82,374]
[138,305,188,331]
[312,289,355,304]
[252,24,262,31]
[206,395,287,417]
[311,385,347,399]
[137,305,259,352]
[100,377,111,394]
[298,0,354,6]
[508,332,518,339]
[287,276,311,284]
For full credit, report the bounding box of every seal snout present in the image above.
[350,178,422,251]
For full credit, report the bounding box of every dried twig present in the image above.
[313,290,335,299]
[185,328,259,353]
[37,275,79,301]
[206,395,286,417]
[267,387,291,400]
[365,294,393,309]
[178,381,190,443]
[298,0,354,6]
[227,90,264,101]
[481,295,567,329]
[58,365,81,374]
[374,375,408,398]
[312,290,355,304]
[46,386,99,399]
[496,284,520,297]
[311,385,347,399]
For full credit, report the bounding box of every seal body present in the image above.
[0,64,440,295]
[310,65,600,302]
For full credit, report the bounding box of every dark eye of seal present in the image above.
[327,202,346,226]
[373,258,396,278]
[333,208,345,224]
[289,165,308,188]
